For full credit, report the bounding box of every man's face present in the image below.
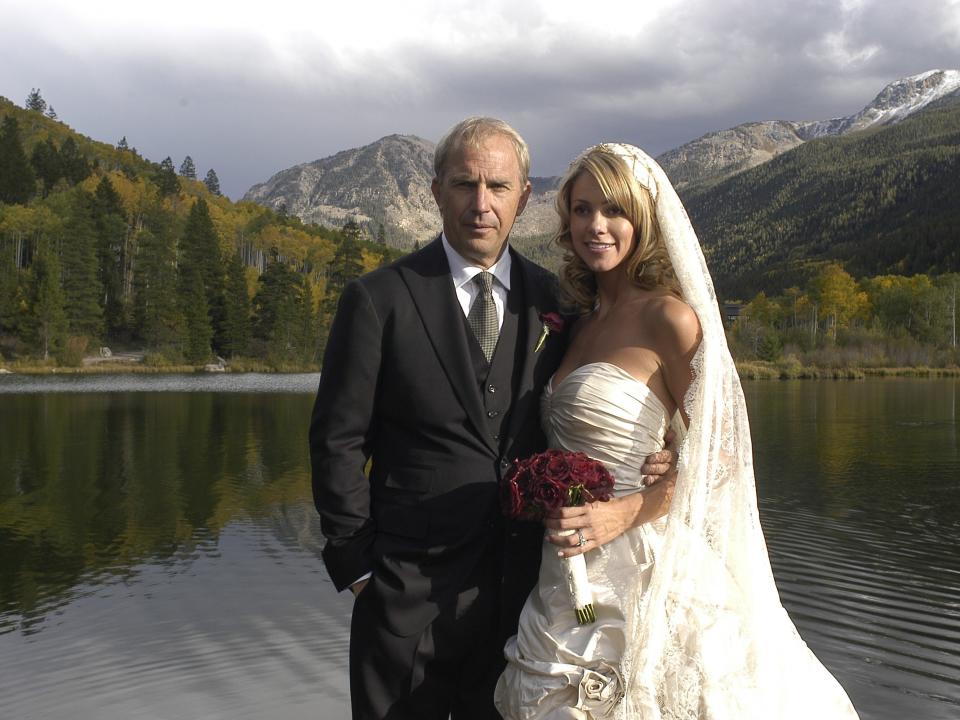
[431,134,531,268]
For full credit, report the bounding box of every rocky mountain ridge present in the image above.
[245,70,960,246]
[659,69,960,190]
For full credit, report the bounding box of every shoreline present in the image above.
[735,361,960,379]
[1,360,957,379]
[0,359,320,375]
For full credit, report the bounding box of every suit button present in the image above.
[500,458,510,470]
[487,384,496,393]
[487,410,499,418]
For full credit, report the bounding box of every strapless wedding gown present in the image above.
[495,362,677,719]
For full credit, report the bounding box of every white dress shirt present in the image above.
[441,233,511,331]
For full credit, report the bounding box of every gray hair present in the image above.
[433,117,530,185]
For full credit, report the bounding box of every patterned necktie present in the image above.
[467,271,498,361]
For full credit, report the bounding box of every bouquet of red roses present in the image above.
[501,449,616,623]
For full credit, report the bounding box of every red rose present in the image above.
[539,312,565,333]
[569,454,595,481]
[544,453,572,485]
[530,453,551,478]
[533,476,567,513]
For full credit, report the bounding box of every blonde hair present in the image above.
[434,117,530,185]
[554,146,679,312]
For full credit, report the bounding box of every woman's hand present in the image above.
[544,479,676,558]
[544,498,633,558]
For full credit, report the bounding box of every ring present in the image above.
[577,529,586,547]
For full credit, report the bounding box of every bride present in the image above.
[494,144,860,719]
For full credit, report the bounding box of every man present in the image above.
[310,118,672,719]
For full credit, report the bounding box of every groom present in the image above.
[310,118,670,719]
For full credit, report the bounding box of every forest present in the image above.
[685,96,960,300]
[0,91,402,370]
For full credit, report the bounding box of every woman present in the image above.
[495,144,860,719]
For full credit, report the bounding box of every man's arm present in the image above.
[310,280,383,591]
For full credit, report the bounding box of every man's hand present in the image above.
[350,578,370,597]
[641,428,678,486]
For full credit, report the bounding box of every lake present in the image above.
[0,375,958,719]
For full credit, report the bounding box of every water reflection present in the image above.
[746,379,960,720]
[0,376,958,719]
[0,387,320,635]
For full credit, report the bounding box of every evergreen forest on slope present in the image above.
[684,96,960,300]
[0,91,401,368]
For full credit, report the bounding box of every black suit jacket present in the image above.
[310,237,565,637]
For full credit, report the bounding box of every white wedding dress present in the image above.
[495,360,860,720]
[495,361,676,719]
[496,143,860,720]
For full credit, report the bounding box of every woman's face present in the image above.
[569,171,636,276]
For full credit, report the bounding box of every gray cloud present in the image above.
[1,0,957,198]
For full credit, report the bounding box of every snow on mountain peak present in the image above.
[797,69,960,139]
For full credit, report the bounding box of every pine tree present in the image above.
[92,177,129,338]
[58,137,91,185]
[296,273,317,364]
[25,89,46,114]
[203,168,221,196]
[376,222,386,245]
[26,240,67,359]
[253,253,299,362]
[221,251,251,357]
[322,234,365,317]
[134,224,180,348]
[117,136,129,151]
[154,157,179,197]
[179,263,212,363]
[0,245,21,335]
[180,198,225,350]
[179,156,197,180]
[0,115,37,204]
[342,219,363,242]
[57,191,104,338]
[45,106,58,120]
[31,138,62,197]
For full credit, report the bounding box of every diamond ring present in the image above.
[577,529,586,547]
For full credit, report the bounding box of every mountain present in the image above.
[242,69,959,283]
[245,135,438,246]
[244,135,560,248]
[683,94,960,298]
[659,69,960,191]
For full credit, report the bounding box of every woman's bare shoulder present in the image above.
[639,294,701,355]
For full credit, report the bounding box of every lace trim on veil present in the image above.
[579,144,860,720]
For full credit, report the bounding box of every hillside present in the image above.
[0,95,400,367]
[684,97,960,298]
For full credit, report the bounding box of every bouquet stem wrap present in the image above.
[550,528,596,624]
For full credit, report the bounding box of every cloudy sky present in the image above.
[2,0,958,199]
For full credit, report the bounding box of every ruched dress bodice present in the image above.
[542,362,670,495]
[495,362,678,720]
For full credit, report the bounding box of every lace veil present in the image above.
[582,144,860,719]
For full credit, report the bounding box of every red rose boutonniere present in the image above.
[535,312,565,353]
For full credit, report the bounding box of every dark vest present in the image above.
[462,265,526,450]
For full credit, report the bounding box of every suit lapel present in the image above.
[398,238,498,455]
[502,250,557,455]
